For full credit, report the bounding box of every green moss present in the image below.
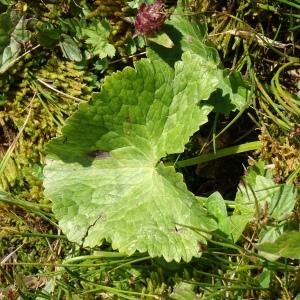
[0,52,92,201]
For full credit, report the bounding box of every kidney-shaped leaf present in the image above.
[43,51,231,262]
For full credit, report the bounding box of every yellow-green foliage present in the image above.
[0,52,92,200]
[88,0,133,57]
[258,126,300,184]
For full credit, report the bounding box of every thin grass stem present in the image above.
[174,141,262,168]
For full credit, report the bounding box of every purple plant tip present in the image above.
[134,0,167,36]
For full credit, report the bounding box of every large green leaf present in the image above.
[168,14,218,63]
[44,49,229,262]
[150,15,249,112]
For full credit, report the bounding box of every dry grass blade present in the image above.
[0,243,24,266]
[210,29,299,50]
[36,78,86,103]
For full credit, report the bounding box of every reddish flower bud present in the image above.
[134,0,167,36]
